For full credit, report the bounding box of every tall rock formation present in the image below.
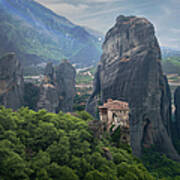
[24,82,40,110]
[36,61,76,113]
[56,60,76,112]
[0,54,76,113]
[0,53,24,110]
[174,86,180,137]
[37,63,59,113]
[86,15,179,160]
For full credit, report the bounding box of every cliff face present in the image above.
[174,87,180,137]
[0,53,24,110]
[56,60,76,112]
[86,15,179,160]
[37,63,59,113]
[36,61,76,113]
[0,53,76,113]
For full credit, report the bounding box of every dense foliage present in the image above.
[73,94,90,111]
[0,107,156,180]
[142,147,180,179]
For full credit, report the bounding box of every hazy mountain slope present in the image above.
[161,47,180,74]
[161,47,180,59]
[162,56,180,75]
[84,26,104,41]
[0,0,102,67]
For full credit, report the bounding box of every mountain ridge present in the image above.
[0,0,102,67]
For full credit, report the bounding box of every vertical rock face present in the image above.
[56,60,76,112]
[24,82,40,110]
[174,87,180,137]
[37,63,59,113]
[0,53,24,110]
[36,61,76,113]
[86,15,179,160]
[44,62,56,84]
[0,54,76,113]
[37,83,59,113]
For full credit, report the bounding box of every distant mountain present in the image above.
[162,56,180,75]
[83,27,104,42]
[161,47,180,74]
[161,47,180,59]
[0,0,102,67]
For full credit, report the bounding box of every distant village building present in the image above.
[99,99,130,143]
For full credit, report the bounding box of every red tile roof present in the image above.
[99,99,129,111]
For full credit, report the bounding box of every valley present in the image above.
[0,0,102,68]
[0,0,180,179]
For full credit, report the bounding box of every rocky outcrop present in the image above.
[36,83,59,113]
[36,61,76,113]
[0,53,24,110]
[24,82,40,110]
[86,15,179,160]
[37,63,59,113]
[56,60,76,112]
[174,86,180,137]
[0,54,76,113]
[44,62,56,84]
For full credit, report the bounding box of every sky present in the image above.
[35,0,180,49]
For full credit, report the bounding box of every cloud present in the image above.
[78,1,155,21]
[51,3,88,14]
[36,1,88,17]
[36,0,120,5]
[77,6,126,20]
[171,0,180,3]
[85,0,120,3]
[35,0,180,49]
[162,6,172,16]
[171,28,180,34]
[166,38,180,42]
[36,0,59,5]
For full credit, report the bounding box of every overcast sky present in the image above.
[35,0,180,49]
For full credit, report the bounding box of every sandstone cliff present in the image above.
[0,53,24,110]
[86,15,179,160]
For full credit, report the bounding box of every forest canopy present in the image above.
[0,106,180,180]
